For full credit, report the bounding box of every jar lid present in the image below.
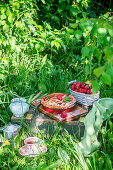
[4,123,21,133]
[11,98,26,103]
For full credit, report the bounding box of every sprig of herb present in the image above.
[47,96,51,99]
[64,96,71,102]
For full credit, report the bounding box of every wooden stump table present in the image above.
[11,100,88,138]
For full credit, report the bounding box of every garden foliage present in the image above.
[0,0,113,96]
[0,0,113,169]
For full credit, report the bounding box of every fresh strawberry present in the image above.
[60,111,67,118]
[57,95,63,100]
[84,84,89,90]
[74,88,78,92]
[81,88,87,93]
[86,89,91,94]
[71,84,75,91]
[75,82,81,89]
[80,82,86,88]
[78,88,82,93]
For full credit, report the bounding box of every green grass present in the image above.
[0,118,113,169]
[0,71,113,169]
[0,81,113,169]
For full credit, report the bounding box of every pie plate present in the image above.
[41,93,76,113]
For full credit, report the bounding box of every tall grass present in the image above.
[0,118,112,169]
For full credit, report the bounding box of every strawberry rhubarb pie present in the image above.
[41,93,76,114]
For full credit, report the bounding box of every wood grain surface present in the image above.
[37,104,88,123]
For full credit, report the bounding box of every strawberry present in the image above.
[57,95,63,100]
[80,82,86,88]
[74,88,78,92]
[71,84,76,91]
[78,88,82,93]
[86,89,91,94]
[75,82,81,89]
[81,88,87,93]
[84,84,89,90]
[60,111,67,118]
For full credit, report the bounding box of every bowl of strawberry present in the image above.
[69,80,99,106]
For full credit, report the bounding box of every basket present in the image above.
[68,80,100,106]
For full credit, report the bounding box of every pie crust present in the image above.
[41,93,76,110]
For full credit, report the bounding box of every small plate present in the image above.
[19,143,47,157]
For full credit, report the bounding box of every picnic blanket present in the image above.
[76,98,113,156]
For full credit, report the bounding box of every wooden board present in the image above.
[37,104,88,123]
[31,99,41,107]
[11,109,35,124]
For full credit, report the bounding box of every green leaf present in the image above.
[45,160,61,169]
[70,7,79,16]
[70,23,78,29]
[0,20,5,26]
[76,17,81,23]
[58,147,70,163]
[3,24,9,32]
[0,74,4,79]
[104,47,113,61]
[41,55,47,67]
[35,43,44,51]
[79,23,87,32]
[84,35,90,44]
[6,9,11,16]
[108,132,113,139]
[94,48,102,64]
[51,41,55,48]
[47,96,51,99]
[64,96,71,102]
[1,7,6,14]
[106,65,113,81]
[91,24,98,38]
[8,13,14,23]
[98,27,107,36]
[41,0,46,4]
[12,2,20,9]
[82,12,87,18]
[74,30,82,40]
[68,29,74,34]
[108,28,113,37]
[54,41,60,49]
[109,120,113,131]
[93,66,105,78]
[102,72,111,86]
[16,21,23,29]
[92,80,99,94]
[81,47,90,57]
[1,13,6,20]
[9,37,16,46]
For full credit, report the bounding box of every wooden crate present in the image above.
[11,108,35,125]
